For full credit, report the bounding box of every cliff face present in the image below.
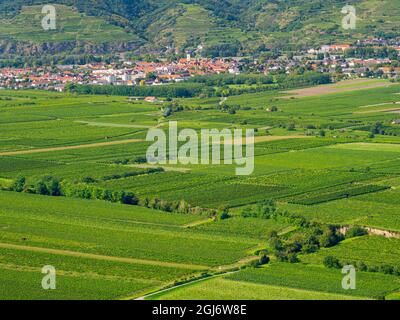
[0,40,144,56]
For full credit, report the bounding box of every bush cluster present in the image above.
[323,256,400,276]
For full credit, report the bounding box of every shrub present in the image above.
[323,256,342,269]
[11,175,26,192]
[82,176,96,183]
[288,253,299,264]
[346,226,368,239]
[357,261,368,272]
[276,252,289,262]
[380,265,395,275]
[259,255,270,265]
[218,211,230,220]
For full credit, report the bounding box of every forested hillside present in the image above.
[0,0,399,57]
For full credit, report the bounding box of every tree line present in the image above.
[9,175,220,217]
[68,72,331,99]
[66,83,206,98]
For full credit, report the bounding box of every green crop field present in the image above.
[150,263,400,300]
[1,80,400,300]
[302,236,400,268]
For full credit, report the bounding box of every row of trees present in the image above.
[368,121,400,138]
[189,74,274,86]
[101,168,164,181]
[324,256,400,277]
[140,198,219,217]
[67,72,331,99]
[66,83,205,98]
[9,175,220,217]
[190,72,330,88]
[344,47,399,60]
[11,176,138,205]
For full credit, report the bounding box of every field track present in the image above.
[0,243,207,270]
[0,138,144,156]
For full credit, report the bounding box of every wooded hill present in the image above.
[0,0,399,56]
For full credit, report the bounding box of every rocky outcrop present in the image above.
[339,226,400,239]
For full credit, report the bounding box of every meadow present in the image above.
[151,263,400,300]
[1,81,400,299]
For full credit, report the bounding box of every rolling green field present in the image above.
[1,81,400,299]
[150,263,400,300]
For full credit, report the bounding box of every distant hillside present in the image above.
[0,0,399,57]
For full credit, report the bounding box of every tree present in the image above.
[35,181,49,195]
[357,261,368,272]
[323,256,342,269]
[380,265,394,275]
[346,226,368,239]
[48,178,61,196]
[270,106,278,112]
[270,238,284,252]
[82,176,96,183]
[218,211,230,220]
[12,175,26,192]
[319,228,343,248]
[288,253,299,263]
[259,255,270,265]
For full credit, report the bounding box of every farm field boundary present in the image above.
[74,121,153,129]
[0,138,144,156]
[0,243,207,270]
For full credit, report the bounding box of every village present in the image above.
[1,38,400,91]
[0,55,240,91]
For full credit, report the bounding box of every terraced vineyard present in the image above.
[1,81,400,300]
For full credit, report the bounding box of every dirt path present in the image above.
[182,218,214,229]
[75,121,152,129]
[0,243,207,270]
[0,138,144,156]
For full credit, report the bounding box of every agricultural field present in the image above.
[301,236,400,268]
[150,263,400,300]
[1,81,400,300]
